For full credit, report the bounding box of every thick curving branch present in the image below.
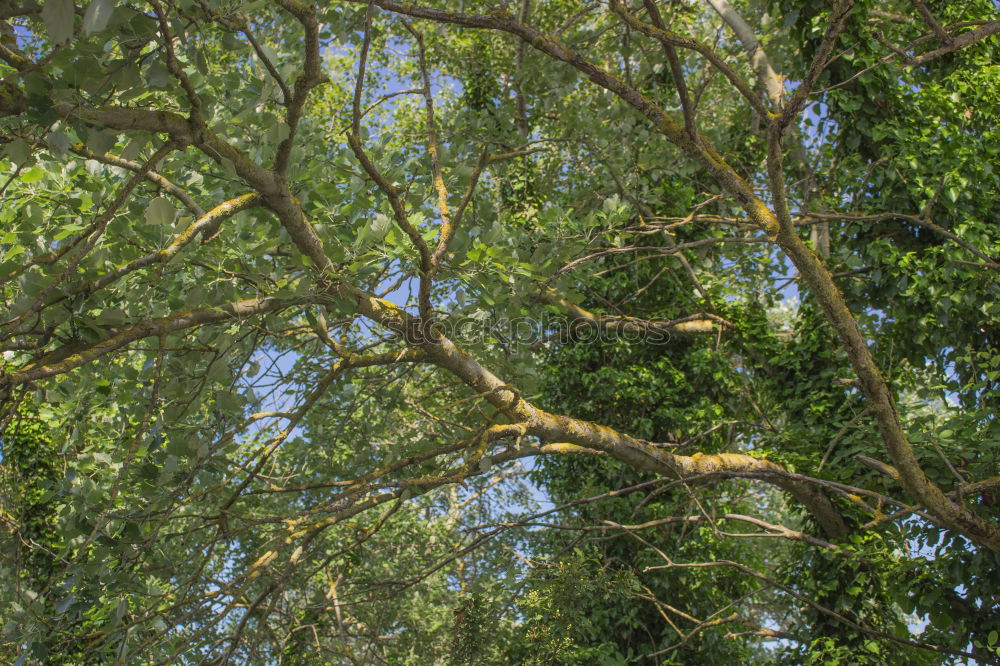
[2,296,310,388]
[765,129,1000,551]
[535,288,721,335]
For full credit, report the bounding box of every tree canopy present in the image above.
[1,0,999,663]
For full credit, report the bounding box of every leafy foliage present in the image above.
[1,0,999,663]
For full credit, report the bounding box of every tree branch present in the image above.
[2,297,308,388]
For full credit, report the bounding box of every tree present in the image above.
[1,0,998,663]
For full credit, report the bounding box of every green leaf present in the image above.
[207,361,229,385]
[372,213,391,239]
[2,245,26,262]
[221,158,238,179]
[145,196,176,225]
[120,135,147,161]
[146,61,169,88]
[42,0,75,44]
[86,129,117,155]
[21,166,45,183]
[267,122,291,145]
[82,0,115,34]
[45,131,71,156]
[96,308,128,326]
[3,140,31,166]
